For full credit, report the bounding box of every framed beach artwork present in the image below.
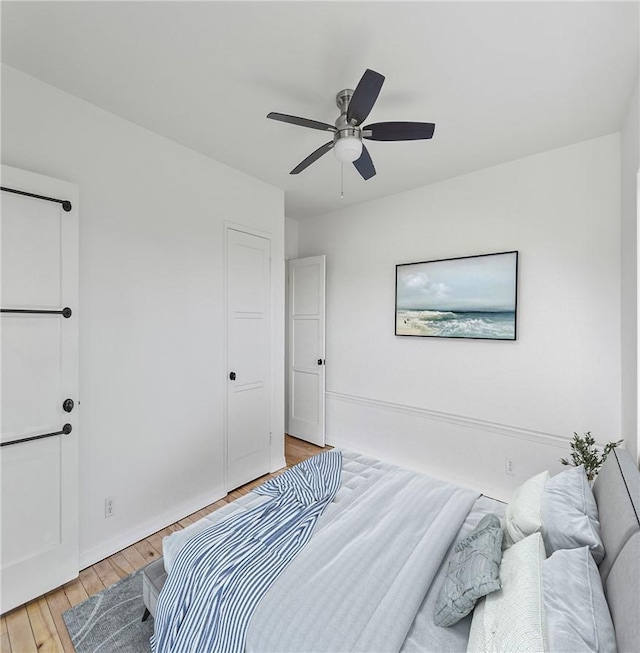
[395,251,518,340]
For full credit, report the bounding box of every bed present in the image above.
[143,447,639,652]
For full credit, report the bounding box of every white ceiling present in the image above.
[2,1,638,219]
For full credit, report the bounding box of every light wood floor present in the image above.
[1,435,331,653]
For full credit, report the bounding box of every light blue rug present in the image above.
[63,568,153,653]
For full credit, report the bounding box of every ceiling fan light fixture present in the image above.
[333,136,363,163]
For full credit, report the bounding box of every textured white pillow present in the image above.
[434,514,504,627]
[504,471,549,548]
[541,465,604,564]
[467,533,546,653]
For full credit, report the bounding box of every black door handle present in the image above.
[63,398,74,413]
[317,359,325,366]
[229,372,236,381]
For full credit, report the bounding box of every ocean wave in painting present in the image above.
[396,309,516,339]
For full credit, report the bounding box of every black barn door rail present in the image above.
[1,424,72,448]
[1,186,72,212]
[1,307,72,318]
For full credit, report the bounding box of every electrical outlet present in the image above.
[505,458,514,476]
[105,496,115,518]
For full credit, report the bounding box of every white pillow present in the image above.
[467,532,546,653]
[504,471,549,548]
[543,547,617,653]
[541,465,605,564]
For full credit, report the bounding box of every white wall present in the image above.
[298,135,622,500]
[285,216,299,261]
[621,79,639,464]
[1,65,285,567]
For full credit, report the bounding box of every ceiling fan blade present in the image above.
[347,69,385,126]
[290,141,334,175]
[363,121,436,141]
[267,112,336,132]
[353,144,376,180]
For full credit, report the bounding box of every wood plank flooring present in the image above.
[1,435,331,653]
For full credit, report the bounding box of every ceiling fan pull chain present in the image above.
[340,163,344,200]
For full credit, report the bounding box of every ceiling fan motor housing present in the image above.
[334,89,363,161]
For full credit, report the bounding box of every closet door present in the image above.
[226,227,271,491]
[287,255,326,447]
[1,166,79,612]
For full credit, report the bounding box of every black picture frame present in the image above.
[395,251,518,340]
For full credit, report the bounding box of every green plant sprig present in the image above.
[560,432,623,482]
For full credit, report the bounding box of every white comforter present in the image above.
[163,451,481,652]
[246,455,478,652]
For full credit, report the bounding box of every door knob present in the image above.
[63,398,74,413]
[229,372,236,381]
[317,359,325,366]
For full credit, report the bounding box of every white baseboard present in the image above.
[79,485,226,569]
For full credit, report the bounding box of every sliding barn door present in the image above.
[287,255,326,447]
[1,166,79,613]
[226,227,271,491]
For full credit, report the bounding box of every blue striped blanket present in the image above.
[151,450,342,653]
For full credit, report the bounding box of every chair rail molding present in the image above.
[325,390,569,449]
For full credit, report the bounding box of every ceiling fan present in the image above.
[267,68,435,180]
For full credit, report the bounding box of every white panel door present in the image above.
[288,255,326,446]
[226,228,271,491]
[0,165,79,613]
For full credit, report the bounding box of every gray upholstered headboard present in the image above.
[592,448,639,653]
